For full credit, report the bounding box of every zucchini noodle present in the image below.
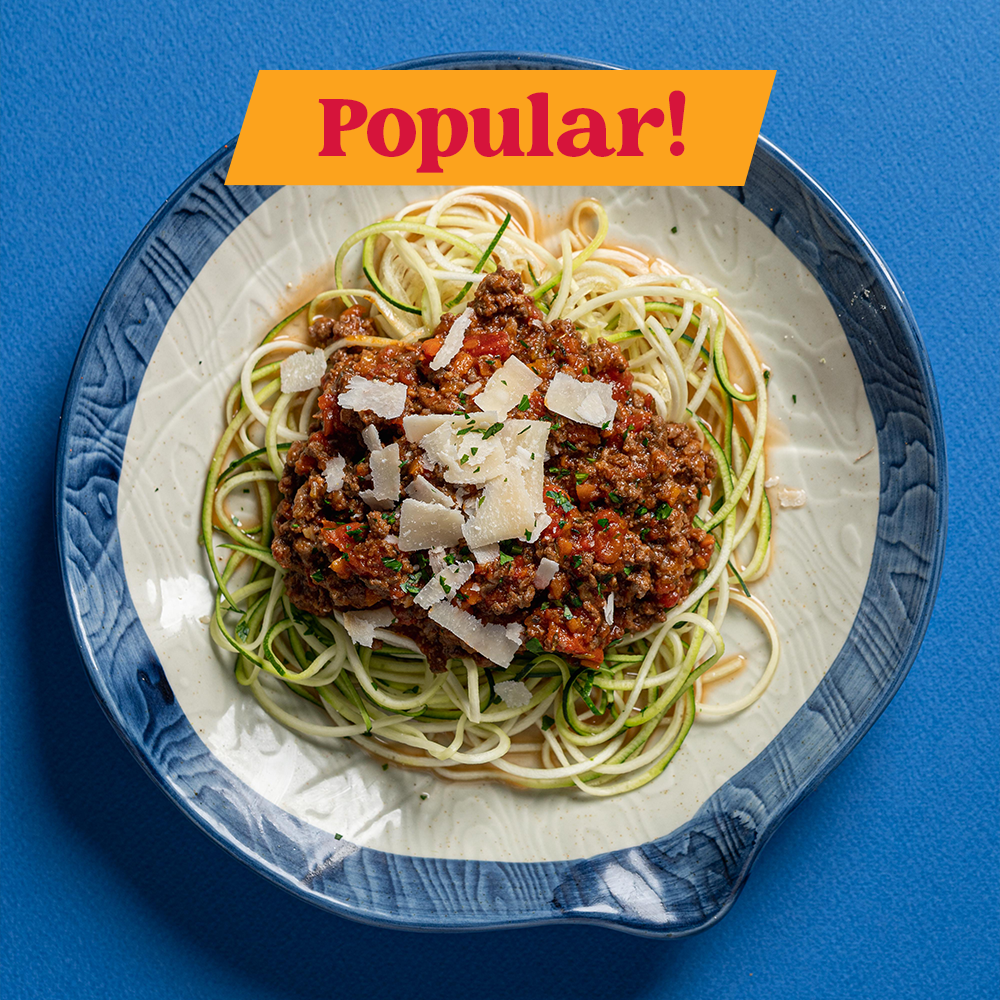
[202,187,778,796]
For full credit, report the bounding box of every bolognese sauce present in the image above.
[271,268,716,672]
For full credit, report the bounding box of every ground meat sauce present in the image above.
[272,269,716,671]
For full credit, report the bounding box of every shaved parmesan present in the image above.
[341,607,395,647]
[397,498,466,551]
[338,376,407,419]
[495,680,532,709]
[427,602,523,668]
[369,443,400,501]
[464,381,482,394]
[471,543,500,564]
[533,557,559,589]
[462,462,536,548]
[496,419,549,512]
[419,422,507,485]
[604,592,615,625]
[527,513,552,544]
[403,413,450,443]
[404,410,503,446]
[430,307,474,371]
[544,372,618,428]
[280,349,326,393]
[323,455,346,492]
[474,356,541,415]
[405,475,454,507]
[414,559,475,609]
[497,418,549,456]
[358,490,395,511]
[362,424,381,451]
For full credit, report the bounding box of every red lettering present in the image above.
[557,109,615,157]
[527,92,553,156]
[367,108,417,157]
[416,108,469,172]
[470,107,524,157]
[318,99,368,156]
[617,107,665,156]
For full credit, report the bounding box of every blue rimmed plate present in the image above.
[56,52,945,936]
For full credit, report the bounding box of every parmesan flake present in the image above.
[527,513,552,543]
[341,607,395,647]
[414,560,475,609]
[369,443,401,501]
[323,455,346,493]
[397,498,466,552]
[358,491,395,511]
[544,372,618,428]
[405,475,454,507]
[338,376,407,418]
[532,557,559,589]
[279,349,326,394]
[430,307,474,371]
[362,424,381,451]
[427,602,523,668]
[604,592,615,625]
[462,461,536,548]
[474,356,542,415]
[471,543,500,564]
[495,680,532,709]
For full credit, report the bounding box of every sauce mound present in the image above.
[271,268,716,671]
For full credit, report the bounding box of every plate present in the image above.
[56,53,946,935]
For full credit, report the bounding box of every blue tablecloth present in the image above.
[2,2,996,997]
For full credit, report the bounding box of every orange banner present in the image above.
[226,70,774,187]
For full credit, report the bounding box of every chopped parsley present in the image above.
[346,528,364,542]
[311,570,324,581]
[575,472,588,484]
[517,394,530,411]
[792,394,797,404]
[671,225,678,234]
[481,422,504,438]
[499,553,515,565]
[459,454,470,465]
[541,715,555,731]
[545,489,574,513]
[655,503,673,520]
[597,517,609,529]
[382,557,403,571]
[608,491,623,505]
[525,637,544,654]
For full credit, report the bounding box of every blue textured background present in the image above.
[2,1,996,997]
